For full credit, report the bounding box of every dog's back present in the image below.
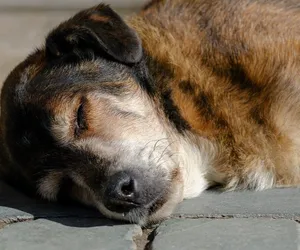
[129,0,300,189]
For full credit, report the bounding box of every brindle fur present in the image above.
[133,0,300,187]
[1,0,300,225]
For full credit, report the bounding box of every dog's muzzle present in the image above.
[103,170,165,214]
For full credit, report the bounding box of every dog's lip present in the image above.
[105,190,167,217]
[103,198,141,213]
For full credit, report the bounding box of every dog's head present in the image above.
[0,4,184,225]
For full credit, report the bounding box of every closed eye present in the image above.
[75,100,88,136]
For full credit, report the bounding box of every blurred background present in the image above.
[0,0,148,86]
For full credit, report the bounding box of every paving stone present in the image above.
[152,218,299,250]
[0,218,141,250]
[0,222,7,229]
[298,224,300,247]
[0,181,101,223]
[174,188,300,219]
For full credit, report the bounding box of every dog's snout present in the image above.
[104,171,140,213]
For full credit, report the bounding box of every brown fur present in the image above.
[129,0,300,187]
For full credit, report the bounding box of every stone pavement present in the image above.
[1,7,300,250]
[0,180,299,250]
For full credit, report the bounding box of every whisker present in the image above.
[154,140,177,165]
[147,138,169,162]
[138,138,168,159]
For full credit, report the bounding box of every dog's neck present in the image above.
[127,6,236,193]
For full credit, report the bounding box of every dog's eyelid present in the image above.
[74,98,88,136]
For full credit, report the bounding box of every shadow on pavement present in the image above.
[0,180,126,228]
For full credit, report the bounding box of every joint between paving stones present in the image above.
[171,213,300,220]
[133,225,159,250]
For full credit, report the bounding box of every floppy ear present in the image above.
[45,4,142,64]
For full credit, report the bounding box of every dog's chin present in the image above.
[95,193,183,225]
[95,202,153,225]
[95,199,177,225]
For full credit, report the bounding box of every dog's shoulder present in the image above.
[129,0,300,187]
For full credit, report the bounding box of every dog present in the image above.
[1,0,300,225]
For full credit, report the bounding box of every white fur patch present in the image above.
[177,134,217,199]
[226,158,275,191]
[246,161,275,190]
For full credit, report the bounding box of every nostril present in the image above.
[120,178,135,197]
[106,172,138,201]
[104,171,140,213]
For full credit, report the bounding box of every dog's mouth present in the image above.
[89,167,184,225]
[100,190,168,224]
[104,199,141,214]
[87,170,169,224]
[89,183,169,225]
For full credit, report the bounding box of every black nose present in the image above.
[104,171,140,213]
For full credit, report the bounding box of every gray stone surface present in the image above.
[0,181,101,223]
[174,188,300,220]
[0,180,143,250]
[152,218,299,250]
[4,180,299,250]
[0,218,141,250]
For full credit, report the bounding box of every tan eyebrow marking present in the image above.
[90,14,110,22]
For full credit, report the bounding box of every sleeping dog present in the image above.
[1,0,300,225]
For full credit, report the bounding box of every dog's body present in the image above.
[1,0,300,224]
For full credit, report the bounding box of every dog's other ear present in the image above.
[45,4,142,64]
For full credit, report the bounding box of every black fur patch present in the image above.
[161,90,190,133]
[178,80,195,94]
[46,4,142,65]
[195,92,215,121]
[228,65,262,94]
[250,105,266,126]
[132,57,156,96]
